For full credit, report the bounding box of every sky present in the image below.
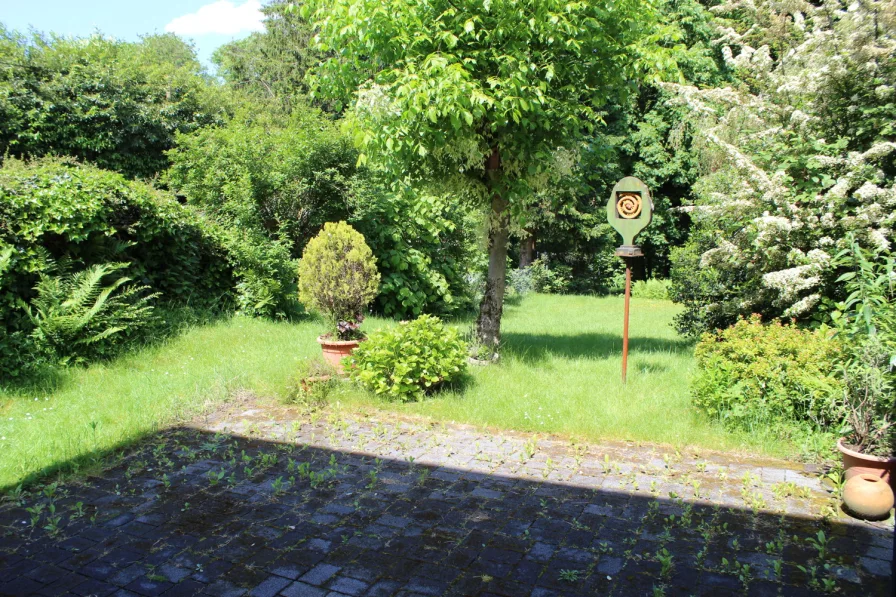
[0,0,266,71]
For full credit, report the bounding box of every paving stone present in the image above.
[281,581,328,597]
[248,575,292,597]
[859,556,890,577]
[596,556,623,576]
[377,514,412,529]
[160,579,206,597]
[70,579,119,597]
[527,542,555,562]
[110,564,147,586]
[299,564,341,587]
[269,565,307,581]
[326,576,368,596]
[204,580,248,597]
[362,580,402,597]
[0,576,46,595]
[123,575,174,596]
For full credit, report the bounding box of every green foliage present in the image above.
[667,0,896,335]
[166,102,483,319]
[284,357,339,409]
[0,29,227,179]
[631,279,670,300]
[166,104,358,319]
[166,105,356,256]
[829,239,895,456]
[223,227,299,319]
[307,0,672,203]
[830,238,896,349]
[527,259,571,294]
[692,316,844,437]
[523,0,725,286]
[350,178,480,317]
[297,222,380,336]
[306,0,679,351]
[0,159,237,377]
[507,267,535,297]
[350,315,468,402]
[26,263,157,365]
[211,0,320,113]
[0,159,235,305]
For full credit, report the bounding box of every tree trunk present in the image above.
[476,194,510,354]
[519,229,535,268]
[476,148,509,356]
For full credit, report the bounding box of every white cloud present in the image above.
[165,1,264,36]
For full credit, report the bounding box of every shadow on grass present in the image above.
[501,332,694,364]
[0,423,891,596]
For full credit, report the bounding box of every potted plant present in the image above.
[298,221,380,374]
[830,239,895,518]
[835,337,895,486]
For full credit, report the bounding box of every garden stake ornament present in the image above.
[606,177,654,384]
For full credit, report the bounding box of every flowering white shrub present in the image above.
[669,0,896,335]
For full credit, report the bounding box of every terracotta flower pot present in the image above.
[317,336,360,374]
[837,437,896,491]
[842,473,895,520]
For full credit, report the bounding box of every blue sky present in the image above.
[1,0,266,71]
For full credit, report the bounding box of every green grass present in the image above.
[0,316,332,489]
[0,294,794,489]
[340,294,784,455]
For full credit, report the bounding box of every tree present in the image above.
[305,0,675,354]
[212,0,320,113]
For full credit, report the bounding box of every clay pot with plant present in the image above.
[835,337,895,489]
[830,240,895,509]
[298,221,380,374]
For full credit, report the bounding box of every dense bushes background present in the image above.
[0,30,227,179]
[350,178,481,317]
[668,0,896,336]
[0,160,237,376]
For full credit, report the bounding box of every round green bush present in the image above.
[350,315,468,402]
[692,315,845,434]
[298,222,380,336]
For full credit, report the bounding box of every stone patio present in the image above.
[1,396,893,596]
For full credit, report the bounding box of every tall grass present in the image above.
[0,294,794,490]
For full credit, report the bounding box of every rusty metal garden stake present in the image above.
[606,177,654,385]
[622,259,632,383]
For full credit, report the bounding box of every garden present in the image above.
[0,0,894,595]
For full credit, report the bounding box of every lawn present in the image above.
[0,294,792,490]
[338,294,784,455]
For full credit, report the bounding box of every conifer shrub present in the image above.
[297,221,380,339]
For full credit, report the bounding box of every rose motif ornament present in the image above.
[616,193,642,219]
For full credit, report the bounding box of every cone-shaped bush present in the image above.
[298,221,380,338]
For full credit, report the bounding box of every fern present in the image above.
[27,263,158,363]
[0,246,12,278]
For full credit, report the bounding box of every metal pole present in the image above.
[622,259,631,384]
